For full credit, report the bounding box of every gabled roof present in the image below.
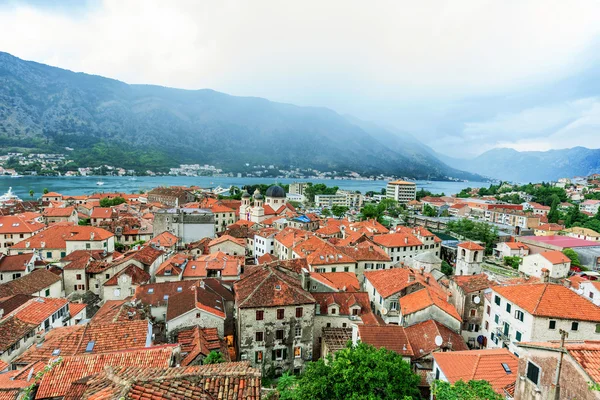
[457,241,485,251]
[401,288,462,322]
[0,269,61,298]
[91,299,147,324]
[357,325,414,357]
[0,215,45,234]
[166,283,226,320]
[433,348,518,395]
[35,345,177,399]
[313,292,371,316]
[11,225,113,249]
[90,207,116,219]
[306,242,356,266]
[310,272,360,292]
[177,326,229,366]
[155,253,188,277]
[494,283,600,322]
[183,252,243,279]
[103,264,150,286]
[539,250,571,265]
[235,265,315,308]
[340,241,391,262]
[14,320,150,366]
[364,267,439,298]
[42,206,75,218]
[148,231,179,247]
[504,242,529,250]
[12,297,68,325]
[0,317,37,352]
[208,234,245,248]
[0,294,33,316]
[0,253,34,272]
[404,319,468,359]
[451,274,492,293]
[372,233,423,248]
[135,280,199,307]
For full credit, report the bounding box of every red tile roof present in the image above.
[373,233,422,248]
[11,225,113,250]
[457,241,485,251]
[148,231,179,247]
[433,348,518,394]
[12,297,68,325]
[135,280,199,307]
[364,267,440,298]
[0,294,33,316]
[103,264,150,286]
[35,345,177,399]
[494,283,600,322]
[0,269,61,298]
[90,207,116,219]
[357,325,414,357]
[310,272,360,292]
[42,207,75,218]
[0,253,33,272]
[208,234,245,248]
[306,242,356,266]
[68,302,87,318]
[183,252,243,279]
[340,240,391,262]
[504,242,529,250]
[313,292,372,317]
[404,319,468,359]
[177,326,228,366]
[166,283,227,320]
[257,253,277,264]
[401,288,462,322]
[540,250,571,265]
[451,274,492,293]
[0,317,37,353]
[0,215,45,234]
[235,265,315,308]
[536,223,564,231]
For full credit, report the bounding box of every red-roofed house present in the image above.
[308,272,360,292]
[234,265,315,372]
[41,192,63,202]
[372,233,424,263]
[516,340,600,400]
[433,348,518,396]
[483,283,600,355]
[182,252,243,282]
[448,274,493,345]
[456,241,484,275]
[42,206,78,224]
[148,231,179,252]
[534,223,565,236]
[208,235,246,256]
[495,241,530,259]
[0,253,38,283]
[102,264,151,301]
[0,215,45,255]
[89,207,117,226]
[354,324,414,362]
[520,250,571,279]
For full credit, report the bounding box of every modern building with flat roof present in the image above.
[386,180,416,204]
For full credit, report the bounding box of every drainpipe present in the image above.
[553,329,568,400]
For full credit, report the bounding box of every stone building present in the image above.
[147,187,195,207]
[234,265,316,375]
[153,208,215,244]
[448,274,492,347]
[455,241,484,275]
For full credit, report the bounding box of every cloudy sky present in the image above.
[1,0,600,157]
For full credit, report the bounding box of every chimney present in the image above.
[420,267,425,275]
[90,232,95,241]
[425,276,430,285]
[404,237,408,245]
[564,279,572,289]
[301,268,310,291]
[408,274,415,282]
[351,324,359,346]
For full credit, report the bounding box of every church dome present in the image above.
[254,192,264,200]
[265,185,286,198]
[242,191,251,198]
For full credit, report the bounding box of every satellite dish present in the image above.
[473,296,481,304]
[434,335,443,347]
[381,308,388,315]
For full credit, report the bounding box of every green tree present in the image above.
[331,205,349,219]
[432,379,503,400]
[441,260,453,276]
[503,256,521,269]
[114,242,125,252]
[445,219,498,254]
[563,248,581,267]
[321,208,332,217]
[277,372,297,400]
[423,204,437,217]
[43,188,49,195]
[547,195,560,223]
[99,196,127,207]
[279,342,421,400]
[360,204,380,220]
[29,189,34,199]
[204,351,225,364]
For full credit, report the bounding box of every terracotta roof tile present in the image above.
[42,207,75,218]
[364,267,440,298]
[135,280,199,308]
[540,250,571,265]
[457,241,485,251]
[11,225,113,250]
[166,283,227,320]
[404,319,468,359]
[103,264,150,286]
[400,288,462,322]
[433,348,518,394]
[0,254,34,272]
[451,274,492,293]
[0,317,37,352]
[357,325,414,357]
[373,233,422,248]
[148,231,179,247]
[183,252,243,279]
[12,297,68,325]
[0,215,45,234]
[35,345,177,399]
[0,269,61,298]
[208,234,245,248]
[313,292,373,318]
[177,326,229,366]
[235,265,315,308]
[310,272,360,292]
[494,283,600,322]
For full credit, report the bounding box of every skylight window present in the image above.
[148,288,154,294]
[85,341,95,352]
[52,349,61,356]
[177,287,182,292]
[163,295,169,300]
[502,363,512,374]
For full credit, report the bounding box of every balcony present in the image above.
[494,327,510,343]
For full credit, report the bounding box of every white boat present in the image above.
[0,187,21,205]
[96,181,105,186]
[10,174,23,178]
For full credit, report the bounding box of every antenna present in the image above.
[434,335,443,347]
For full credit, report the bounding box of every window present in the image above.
[46,251,52,258]
[256,332,264,342]
[45,289,50,297]
[486,305,491,315]
[494,295,501,305]
[105,274,110,279]
[494,314,499,324]
[276,330,284,340]
[506,303,512,313]
[344,267,349,272]
[352,308,360,316]
[596,324,600,334]
[196,312,201,318]
[590,292,595,299]
[294,346,302,358]
[256,310,264,321]
[515,310,524,322]
[114,288,121,297]
[295,326,302,338]
[389,301,398,311]
[526,361,540,385]
[572,322,579,331]
[515,331,522,341]
[274,348,286,360]
[470,309,476,317]
[485,321,489,330]
[76,274,82,280]
[255,351,263,363]
[549,320,556,330]
[60,251,66,258]
[296,307,303,318]
[86,243,91,249]
[331,307,337,315]
[277,309,284,320]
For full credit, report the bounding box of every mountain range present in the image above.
[437,147,600,182]
[0,51,482,180]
